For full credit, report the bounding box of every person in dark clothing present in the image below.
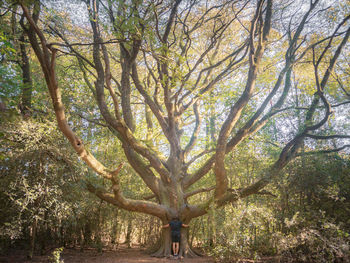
[162,217,189,257]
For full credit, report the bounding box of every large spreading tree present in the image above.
[13,0,350,257]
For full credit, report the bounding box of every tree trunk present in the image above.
[179,228,200,258]
[28,217,37,259]
[151,227,173,257]
[111,209,119,249]
[151,224,200,258]
[19,33,32,117]
[125,215,132,248]
[208,212,215,247]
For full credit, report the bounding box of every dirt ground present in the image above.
[0,246,215,263]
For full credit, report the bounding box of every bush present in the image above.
[50,247,64,263]
[278,212,350,263]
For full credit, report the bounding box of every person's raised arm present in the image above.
[162,224,170,228]
[182,223,189,228]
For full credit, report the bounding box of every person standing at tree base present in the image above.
[162,217,189,258]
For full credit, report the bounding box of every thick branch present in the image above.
[20,3,116,181]
[214,0,272,200]
[86,1,170,181]
[183,0,330,192]
[87,182,167,219]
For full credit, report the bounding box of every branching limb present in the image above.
[305,134,350,140]
[20,1,166,207]
[184,102,202,157]
[187,5,350,211]
[74,111,108,127]
[185,149,214,169]
[162,0,182,43]
[176,3,248,103]
[217,140,349,207]
[232,20,350,206]
[332,72,350,97]
[184,0,342,193]
[47,25,95,69]
[295,145,350,156]
[178,42,249,114]
[122,145,163,195]
[85,0,170,181]
[214,0,272,200]
[131,63,169,137]
[86,182,167,219]
[20,3,118,181]
[184,186,215,199]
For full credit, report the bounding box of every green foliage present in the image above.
[203,153,350,262]
[0,117,84,243]
[0,115,160,254]
[49,247,64,263]
[0,31,16,56]
[0,63,22,109]
[0,8,22,109]
[278,211,350,263]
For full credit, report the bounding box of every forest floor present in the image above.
[0,245,216,263]
[0,245,284,263]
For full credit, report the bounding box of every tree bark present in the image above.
[125,215,132,248]
[151,227,171,257]
[19,33,32,117]
[111,209,119,249]
[151,225,199,258]
[28,217,37,259]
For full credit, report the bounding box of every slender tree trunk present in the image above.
[19,33,32,117]
[111,209,119,249]
[79,227,84,251]
[95,200,103,252]
[125,215,132,248]
[83,221,92,249]
[28,217,38,259]
[208,213,214,247]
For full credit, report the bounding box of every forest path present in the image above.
[1,246,215,263]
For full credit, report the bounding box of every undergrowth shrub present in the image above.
[207,210,349,263]
[278,212,350,263]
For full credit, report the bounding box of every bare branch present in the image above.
[184,186,215,199]
[162,0,182,43]
[184,102,202,156]
[131,63,169,137]
[305,134,350,140]
[295,145,350,156]
[185,149,214,168]
[74,111,108,127]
